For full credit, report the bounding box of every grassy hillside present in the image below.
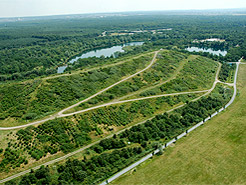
[113,64,246,184]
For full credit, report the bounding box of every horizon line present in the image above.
[1,7,246,19]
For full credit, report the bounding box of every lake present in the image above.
[57,42,144,73]
[186,47,227,56]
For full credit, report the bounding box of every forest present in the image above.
[0,11,244,184]
[0,14,246,82]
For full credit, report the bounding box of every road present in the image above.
[0,99,198,184]
[224,57,241,108]
[0,56,235,183]
[99,58,242,185]
[0,58,223,183]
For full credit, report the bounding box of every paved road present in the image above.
[99,58,242,185]
[0,57,229,183]
[224,57,241,108]
[0,101,193,184]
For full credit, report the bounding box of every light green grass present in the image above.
[113,64,246,185]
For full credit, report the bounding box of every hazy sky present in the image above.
[0,0,246,18]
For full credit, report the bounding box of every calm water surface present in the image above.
[186,47,227,56]
[57,42,144,73]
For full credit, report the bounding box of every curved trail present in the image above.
[0,57,231,183]
[60,90,208,117]
[0,51,158,131]
[99,58,243,185]
[0,52,221,130]
[57,51,159,116]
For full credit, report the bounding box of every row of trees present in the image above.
[0,91,199,171]
[9,84,232,184]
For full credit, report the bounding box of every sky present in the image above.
[0,0,246,18]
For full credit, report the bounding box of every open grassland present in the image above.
[113,64,246,185]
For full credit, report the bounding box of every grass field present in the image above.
[113,64,246,184]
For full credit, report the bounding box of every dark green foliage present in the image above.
[14,86,232,184]
[18,166,50,185]
[0,54,150,122]
[0,80,41,120]
[140,56,217,96]
[93,138,126,152]
[56,147,144,184]
[0,147,26,172]
[219,63,236,82]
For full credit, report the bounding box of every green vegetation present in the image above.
[65,50,189,112]
[0,53,152,126]
[131,56,217,99]
[219,63,236,83]
[0,47,221,178]
[104,51,186,98]
[113,65,246,185]
[1,11,246,184]
[1,13,246,82]
[64,53,218,114]
[0,92,201,174]
[6,83,232,184]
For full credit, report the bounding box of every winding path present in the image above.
[99,57,242,185]
[57,51,159,116]
[0,56,237,183]
[0,51,221,130]
[0,51,158,131]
